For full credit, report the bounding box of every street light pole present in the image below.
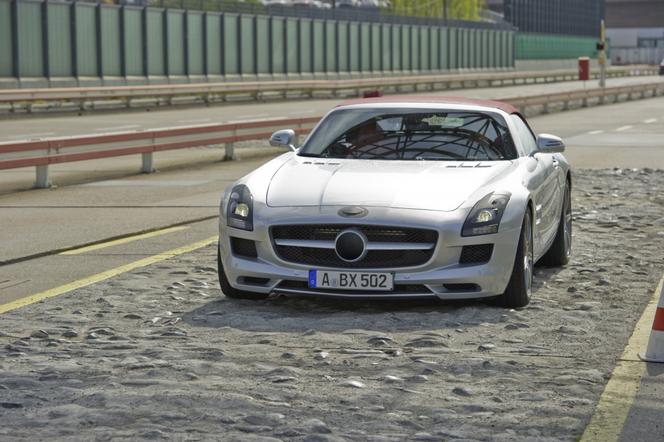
[599,19,607,88]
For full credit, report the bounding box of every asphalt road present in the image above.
[0,92,663,440]
[0,75,662,142]
[1,95,664,292]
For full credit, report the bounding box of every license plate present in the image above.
[308,270,393,291]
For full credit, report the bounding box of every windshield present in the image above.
[299,108,517,161]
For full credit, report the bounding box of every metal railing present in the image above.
[1,80,663,188]
[0,66,658,114]
[503,81,664,114]
[0,116,320,187]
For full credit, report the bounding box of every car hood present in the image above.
[266,158,514,212]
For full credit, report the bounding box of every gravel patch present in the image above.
[1,168,663,441]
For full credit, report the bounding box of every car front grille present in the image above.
[271,224,438,269]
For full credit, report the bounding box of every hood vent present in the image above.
[446,162,494,168]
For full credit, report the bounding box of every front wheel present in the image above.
[539,181,572,267]
[217,245,269,300]
[499,210,534,308]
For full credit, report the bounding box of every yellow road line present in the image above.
[580,275,664,442]
[59,225,190,255]
[0,236,218,315]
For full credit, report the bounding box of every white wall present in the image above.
[607,27,664,65]
[606,27,664,47]
[611,47,664,65]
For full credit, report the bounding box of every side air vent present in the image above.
[230,237,258,259]
[459,244,494,265]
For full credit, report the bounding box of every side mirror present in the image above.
[536,134,565,153]
[269,129,297,152]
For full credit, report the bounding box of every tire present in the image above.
[217,244,269,300]
[539,181,572,267]
[500,210,534,308]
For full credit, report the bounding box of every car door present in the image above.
[525,122,565,251]
[511,115,559,258]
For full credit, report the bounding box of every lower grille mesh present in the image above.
[231,237,258,259]
[459,244,494,265]
[277,280,431,295]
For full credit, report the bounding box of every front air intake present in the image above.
[230,237,258,259]
[459,244,494,265]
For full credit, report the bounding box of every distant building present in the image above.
[606,0,664,64]
[485,0,605,37]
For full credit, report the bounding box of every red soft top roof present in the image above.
[337,95,518,115]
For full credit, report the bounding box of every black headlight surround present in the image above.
[461,192,511,237]
[227,184,254,231]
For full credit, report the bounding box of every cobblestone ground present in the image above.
[1,168,663,442]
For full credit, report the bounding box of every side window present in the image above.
[510,115,538,156]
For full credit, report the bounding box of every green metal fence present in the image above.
[516,33,599,60]
[0,0,516,85]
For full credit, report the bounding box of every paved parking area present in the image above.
[1,169,663,441]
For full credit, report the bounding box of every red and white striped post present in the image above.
[640,282,664,363]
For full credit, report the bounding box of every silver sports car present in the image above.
[217,97,572,308]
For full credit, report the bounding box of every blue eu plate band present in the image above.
[309,269,317,288]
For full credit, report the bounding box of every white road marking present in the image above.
[177,118,211,124]
[615,125,632,132]
[644,118,657,124]
[93,125,141,132]
[5,132,56,139]
[587,130,604,135]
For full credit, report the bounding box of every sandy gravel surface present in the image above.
[1,168,663,441]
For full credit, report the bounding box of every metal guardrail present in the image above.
[0,117,321,187]
[503,82,664,114]
[1,80,663,188]
[0,66,658,114]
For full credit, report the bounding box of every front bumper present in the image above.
[218,205,522,300]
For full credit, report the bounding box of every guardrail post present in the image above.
[141,152,155,173]
[224,142,235,160]
[562,98,569,111]
[294,121,302,146]
[35,165,51,188]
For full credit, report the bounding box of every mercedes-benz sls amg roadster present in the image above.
[217,97,572,308]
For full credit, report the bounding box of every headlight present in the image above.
[227,185,253,231]
[462,192,511,237]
